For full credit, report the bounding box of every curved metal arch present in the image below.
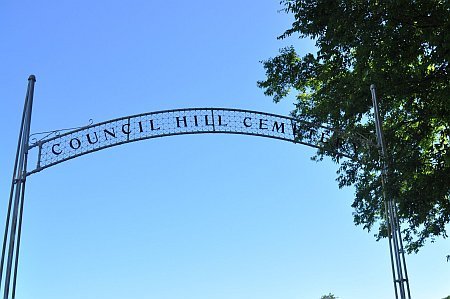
[2,78,411,299]
[27,107,365,175]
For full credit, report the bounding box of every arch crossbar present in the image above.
[27,108,364,175]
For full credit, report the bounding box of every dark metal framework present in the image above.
[0,77,411,299]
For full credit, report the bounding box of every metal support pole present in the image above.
[370,84,411,299]
[1,75,36,299]
[0,83,30,288]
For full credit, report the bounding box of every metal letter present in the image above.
[176,116,187,128]
[259,119,268,130]
[272,121,285,133]
[150,120,160,131]
[138,121,144,133]
[69,138,81,150]
[217,115,227,126]
[51,144,62,155]
[103,128,116,140]
[86,132,99,145]
[122,124,130,135]
[243,117,252,128]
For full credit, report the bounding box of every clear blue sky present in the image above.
[0,1,448,298]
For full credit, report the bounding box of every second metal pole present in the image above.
[370,84,411,299]
[1,75,36,299]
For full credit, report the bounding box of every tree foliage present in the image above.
[321,293,338,299]
[258,0,450,253]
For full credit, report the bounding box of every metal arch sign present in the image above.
[27,108,364,175]
[2,77,410,299]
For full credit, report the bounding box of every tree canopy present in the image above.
[258,0,450,253]
[320,294,338,299]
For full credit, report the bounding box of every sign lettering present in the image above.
[28,108,367,175]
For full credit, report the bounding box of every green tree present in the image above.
[258,0,450,253]
[321,293,338,299]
